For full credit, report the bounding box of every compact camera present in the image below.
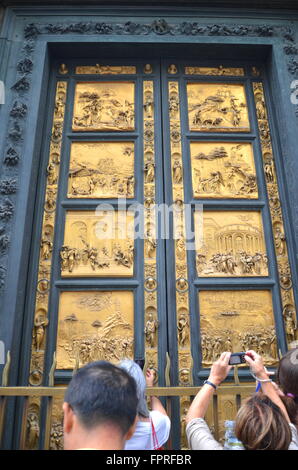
[229,352,246,365]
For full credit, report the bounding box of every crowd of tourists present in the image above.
[62,349,298,450]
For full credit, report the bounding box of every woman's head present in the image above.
[276,348,298,425]
[118,359,149,418]
[235,393,292,450]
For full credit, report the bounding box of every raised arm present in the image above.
[245,350,290,422]
[146,369,168,416]
[186,352,232,423]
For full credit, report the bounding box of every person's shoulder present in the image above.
[289,423,298,450]
[150,410,171,426]
[186,417,209,433]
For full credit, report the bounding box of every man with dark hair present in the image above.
[63,361,138,450]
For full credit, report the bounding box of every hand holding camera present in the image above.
[244,349,273,380]
[208,352,232,387]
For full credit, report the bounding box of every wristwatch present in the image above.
[203,380,217,390]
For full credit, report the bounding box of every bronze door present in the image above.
[161,62,297,446]
[22,59,297,449]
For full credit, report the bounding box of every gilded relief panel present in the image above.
[185,66,244,76]
[187,83,250,132]
[199,290,277,367]
[75,65,136,75]
[195,211,268,277]
[190,142,258,199]
[68,141,134,198]
[56,291,134,369]
[61,211,134,277]
[72,82,135,131]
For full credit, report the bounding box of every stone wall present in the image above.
[0,7,4,30]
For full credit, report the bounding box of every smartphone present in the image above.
[229,352,246,365]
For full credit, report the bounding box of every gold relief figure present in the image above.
[283,305,297,343]
[26,411,40,449]
[40,225,53,261]
[177,313,189,347]
[273,223,286,256]
[144,91,154,118]
[72,82,135,131]
[68,142,134,199]
[33,311,49,351]
[145,229,157,258]
[45,188,57,212]
[195,211,268,277]
[254,90,266,119]
[61,211,134,277]
[169,93,179,118]
[144,313,159,348]
[173,159,182,184]
[187,83,250,132]
[144,64,153,74]
[168,64,178,74]
[279,263,293,291]
[58,63,68,75]
[199,290,277,366]
[196,253,207,274]
[191,142,258,199]
[179,368,191,385]
[51,122,63,143]
[144,161,155,183]
[251,66,261,77]
[54,97,65,119]
[176,238,186,261]
[60,246,82,272]
[56,291,134,369]
[114,243,134,268]
[47,163,58,185]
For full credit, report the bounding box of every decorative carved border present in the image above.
[28,81,68,387]
[23,20,293,39]
[168,77,193,449]
[0,49,34,295]
[143,79,159,379]
[168,79,192,386]
[253,82,297,347]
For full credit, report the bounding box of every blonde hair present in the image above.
[235,393,291,450]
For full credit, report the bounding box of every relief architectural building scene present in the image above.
[61,211,134,277]
[195,211,268,277]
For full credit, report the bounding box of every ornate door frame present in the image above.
[0,8,297,448]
